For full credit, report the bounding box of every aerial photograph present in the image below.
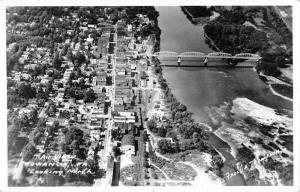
[6,6,293,187]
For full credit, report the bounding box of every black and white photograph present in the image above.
[1,0,299,191]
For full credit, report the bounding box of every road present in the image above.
[149,160,171,180]
[273,6,292,33]
[95,27,117,186]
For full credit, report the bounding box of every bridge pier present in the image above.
[204,57,208,67]
[177,56,181,66]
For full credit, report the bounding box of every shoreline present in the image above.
[149,7,248,186]
[204,29,293,101]
[252,67,293,102]
[181,7,211,25]
[149,7,292,186]
[191,7,293,100]
[203,32,221,52]
[269,84,293,102]
[148,49,246,186]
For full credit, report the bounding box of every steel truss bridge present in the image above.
[139,51,261,67]
[152,51,261,59]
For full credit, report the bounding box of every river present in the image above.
[155,6,292,186]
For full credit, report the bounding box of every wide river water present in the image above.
[156,6,292,185]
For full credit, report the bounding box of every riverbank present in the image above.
[154,6,292,186]
[144,63,227,186]
[200,6,293,100]
[204,32,221,52]
[181,7,211,25]
[147,55,247,185]
[256,69,293,101]
[204,97,293,185]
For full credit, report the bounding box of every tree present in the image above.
[33,131,43,145]
[111,129,120,141]
[143,159,149,168]
[211,155,224,170]
[8,125,19,149]
[53,120,59,128]
[60,110,70,118]
[65,127,84,144]
[47,104,56,116]
[177,104,187,112]
[45,83,53,93]
[61,44,69,56]
[147,118,157,131]
[157,75,167,90]
[170,101,180,111]
[278,164,293,185]
[166,131,177,142]
[19,114,30,128]
[23,143,38,161]
[61,143,72,154]
[180,140,193,151]
[74,51,86,64]
[28,108,38,122]
[142,131,148,142]
[143,151,149,158]
[73,148,87,160]
[48,122,59,135]
[66,49,74,62]
[53,52,62,70]
[106,76,112,85]
[87,159,99,174]
[78,78,85,88]
[83,89,96,103]
[192,132,200,143]
[157,139,173,154]
[157,127,167,137]
[18,83,35,99]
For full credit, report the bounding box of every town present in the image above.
[7,7,162,186]
[8,7,214,186]
[6,6,294,187]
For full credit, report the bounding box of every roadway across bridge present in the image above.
[142,51,262,67]
[151,51,261,60]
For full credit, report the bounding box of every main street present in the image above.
[95,28,117,186]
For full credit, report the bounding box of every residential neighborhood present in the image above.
[7,7,163,186]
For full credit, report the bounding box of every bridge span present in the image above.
[137,51,261,67]
[151,51,261,60]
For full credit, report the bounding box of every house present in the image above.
[18,108,31,117]
[127,24,133,32]
[46,121,54,127]
[28,98,38,108]
[85,103,96,111]
[114,112,135,123]
[77,114,82,122]
[86,35,94,44]
[64,119,69,126]
[80,26,88,31]
[36,145,45,153]
[140,71,148,87]
[88,24,96,29]
[67,30,74,35]
[90,130,100,141]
